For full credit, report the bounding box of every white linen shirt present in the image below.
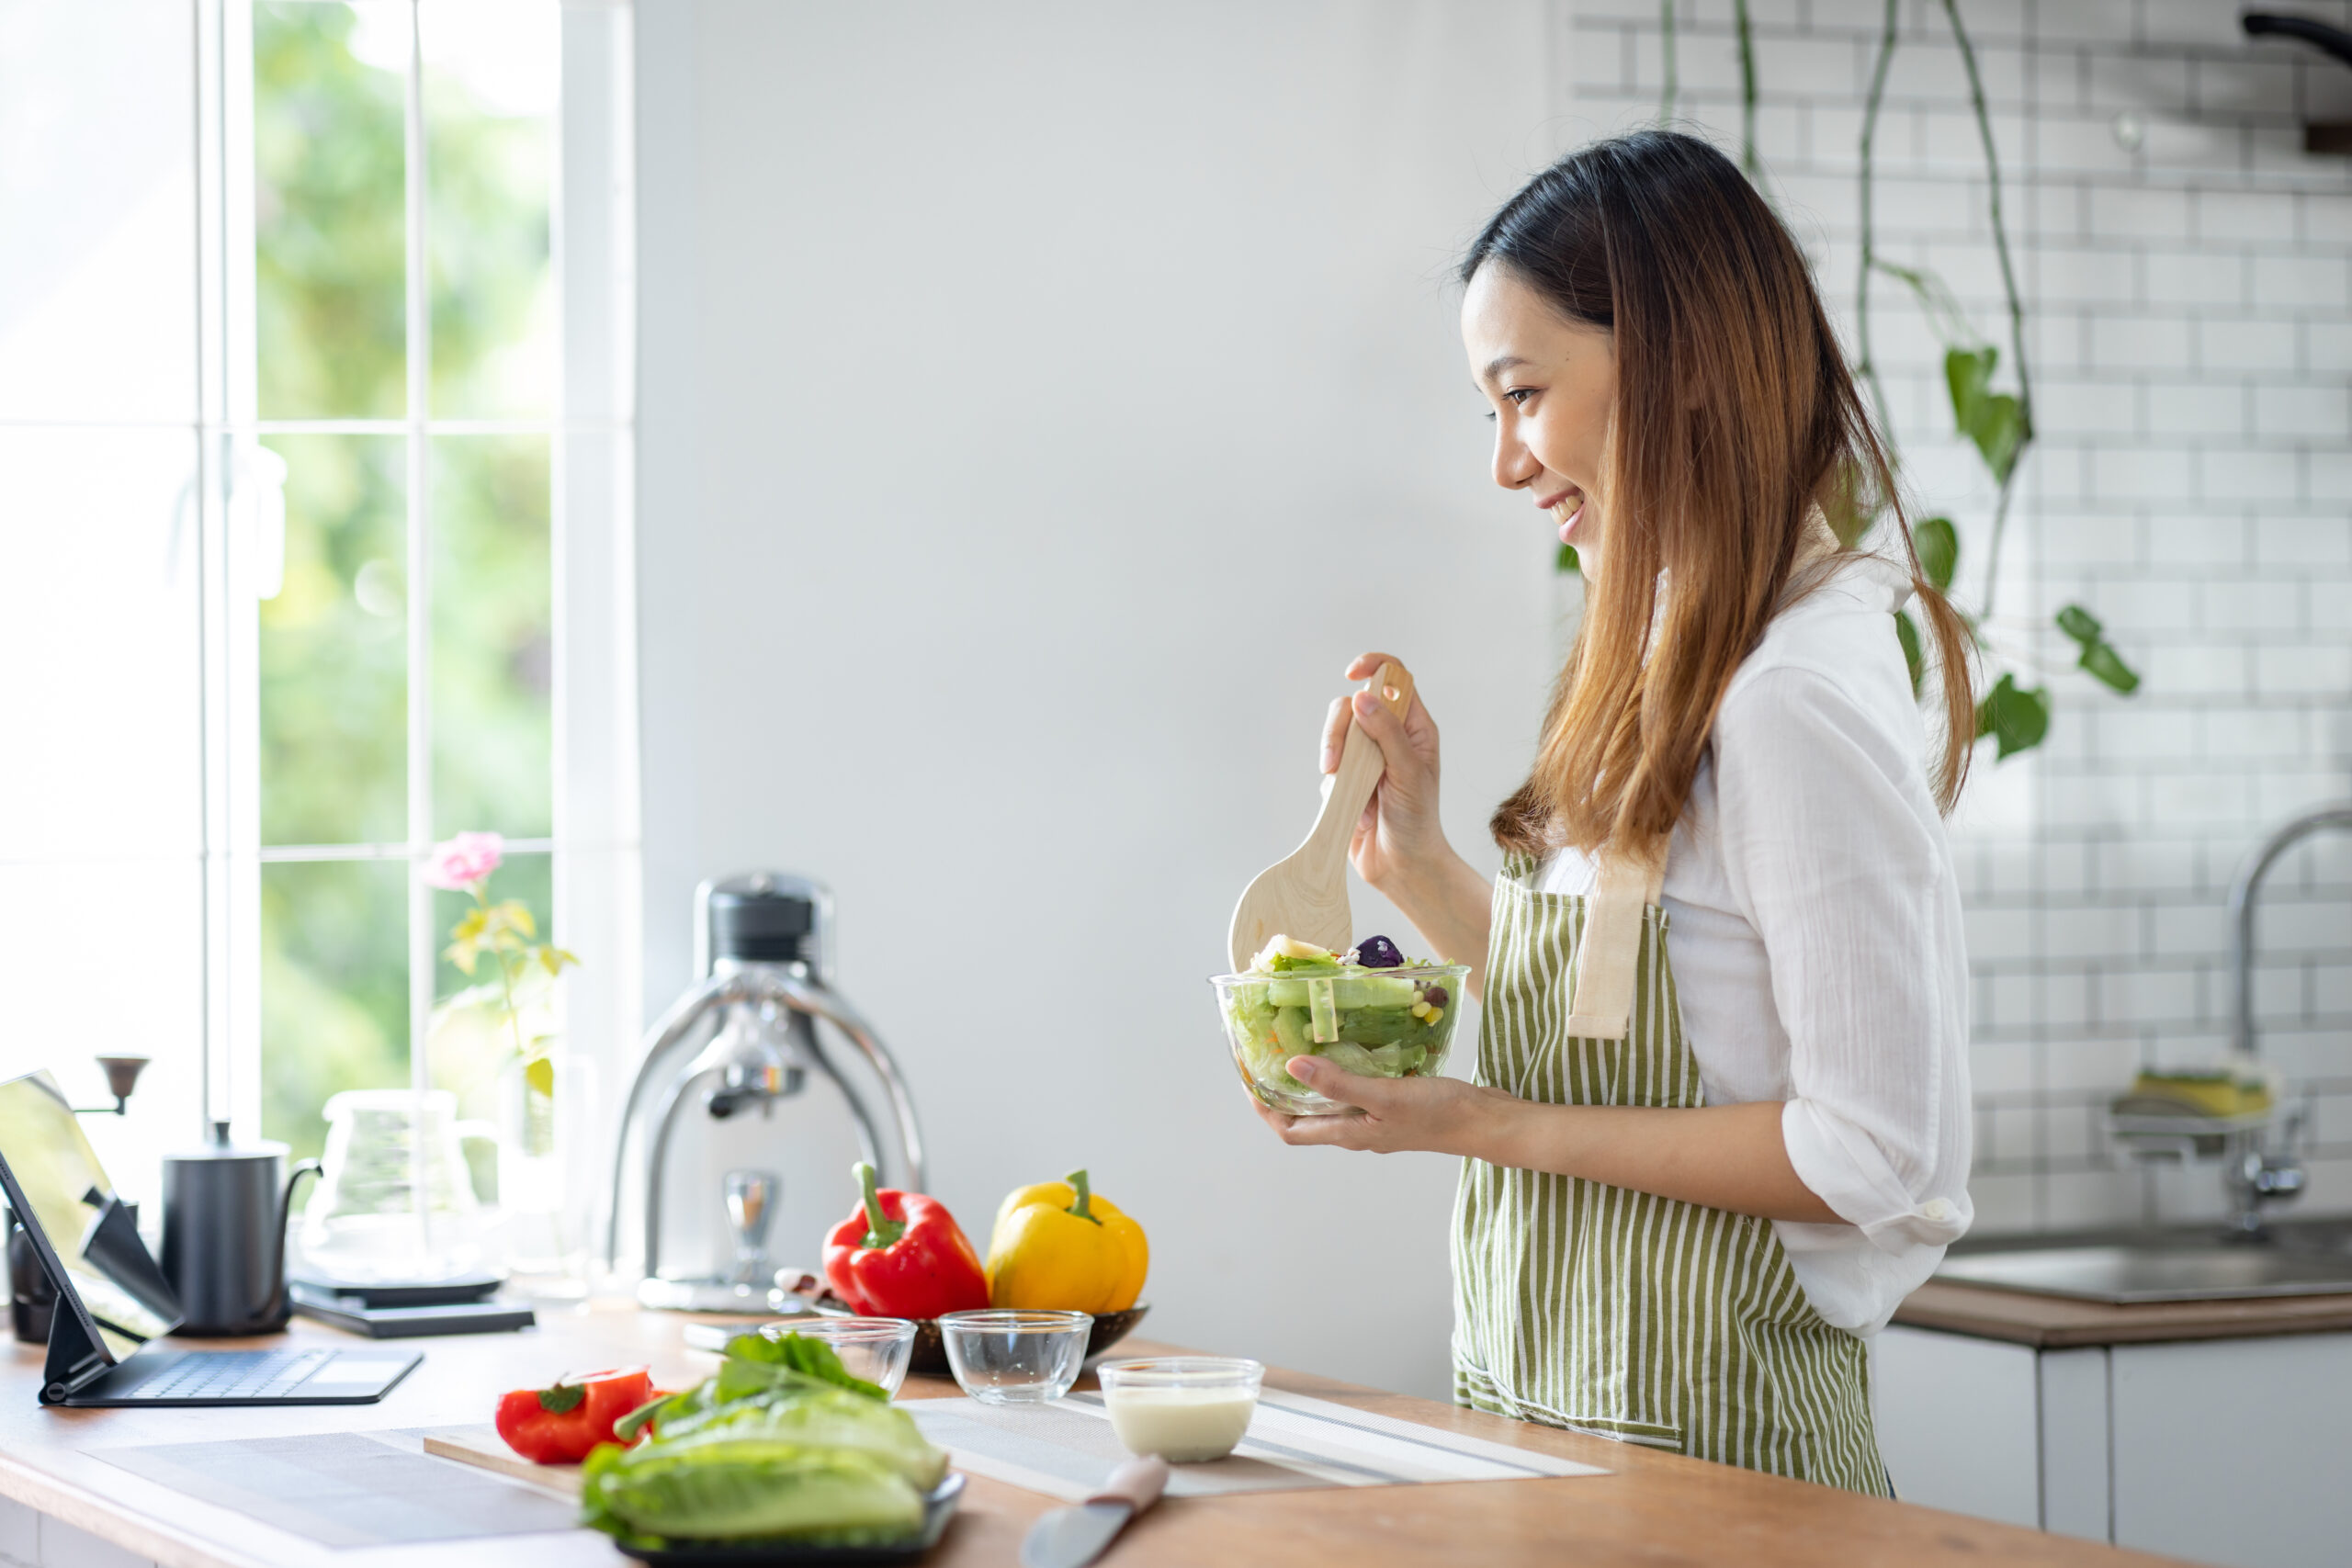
[1537,553,1972,1333]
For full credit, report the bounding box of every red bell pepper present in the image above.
[822,1161,990,1319]
[495,1367,658,1464]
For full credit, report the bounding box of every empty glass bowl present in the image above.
[936,1309,1091,1404]
[1097,1356,1264,1461]
[761,1317,918,1398]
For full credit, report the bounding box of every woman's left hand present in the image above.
[1253,1056,1516,1156]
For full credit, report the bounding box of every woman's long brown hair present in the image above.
[1471,131,1974,860]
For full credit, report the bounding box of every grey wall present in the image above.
[634,1,1560,1397]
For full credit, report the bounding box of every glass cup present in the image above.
[762,1317,919,1398]
[1096,1357,1264,1462]
[936,1309,1091,1405]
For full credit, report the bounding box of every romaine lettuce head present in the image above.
[655,1385,949,1490]
[581,1438,926,1546]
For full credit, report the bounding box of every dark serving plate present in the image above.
[611,1473,965,1567]
[801,1300,1150,1377]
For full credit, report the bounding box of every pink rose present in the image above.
[423,831,504,891]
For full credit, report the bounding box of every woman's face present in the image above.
[1461,263,1617,575]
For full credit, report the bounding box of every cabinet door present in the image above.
[2112,1333,2352,1568]
[1874,1326,2041,1527]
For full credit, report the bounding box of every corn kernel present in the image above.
[1427,1008,1443,1024]
[1410,1000,1432,1020]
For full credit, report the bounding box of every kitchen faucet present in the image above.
[605,875,926,1289]
[2220,801,2352,1236]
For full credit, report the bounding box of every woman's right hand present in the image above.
[1320,651,1447,893]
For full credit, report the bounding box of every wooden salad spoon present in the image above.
[1227,660,1416,974]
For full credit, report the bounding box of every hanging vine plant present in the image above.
[1592,0,2141,762]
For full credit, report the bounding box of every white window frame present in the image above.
[190,0,640,1190]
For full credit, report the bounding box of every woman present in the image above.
[1256,130,1975,1495]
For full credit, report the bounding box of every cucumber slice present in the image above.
[1308,977,1339,1043]
[1334,975,1419,1009]
[1268,974,1422,1010]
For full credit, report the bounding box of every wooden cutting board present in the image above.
[422,1427,584,1496]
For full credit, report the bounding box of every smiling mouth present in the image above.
[1544,488,1586,544]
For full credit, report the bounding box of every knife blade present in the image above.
[1019,1454,1170,1568]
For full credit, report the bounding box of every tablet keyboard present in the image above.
[114,1348,333,1402]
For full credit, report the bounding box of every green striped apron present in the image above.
[1451,850,1891,1495]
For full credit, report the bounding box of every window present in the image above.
[0,1,637,1219]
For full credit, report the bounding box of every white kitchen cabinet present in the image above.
[1875,1325,2352,1568]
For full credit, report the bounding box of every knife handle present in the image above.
[1088,1454,1170,1512]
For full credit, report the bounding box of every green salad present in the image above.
[583,1333,947,1550]
[1225,934,1456,1098]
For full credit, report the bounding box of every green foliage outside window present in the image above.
[254,2,555,1160]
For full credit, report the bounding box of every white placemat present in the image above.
[908,1387,1605,1501]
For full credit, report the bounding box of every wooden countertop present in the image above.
[1894,1280,2352,1348]
[0,1302,2186,1568]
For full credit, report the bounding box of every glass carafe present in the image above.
[291,1089,500,1286]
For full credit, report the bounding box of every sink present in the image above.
[1937,1243,2352,1303]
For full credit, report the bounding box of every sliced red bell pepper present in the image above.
[495,1367,657,1464]
[821,1161,989,1320]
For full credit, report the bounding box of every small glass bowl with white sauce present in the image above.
[1095,1356,1264,1462]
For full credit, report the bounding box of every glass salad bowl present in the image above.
[1211,950,1470,1116]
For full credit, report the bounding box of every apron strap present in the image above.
[1561,844,1666,1040]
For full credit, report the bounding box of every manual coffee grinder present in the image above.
[607,874,928,1310]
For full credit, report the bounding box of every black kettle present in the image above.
[160,1122,321,1337]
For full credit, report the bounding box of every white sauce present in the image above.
[1102,1385,1257,1462]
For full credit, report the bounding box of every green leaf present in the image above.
[1945,345,1995,416]
[1914,517,1958,593]
[2052,603,2141,694]
[2053,603,2102,644]
[1894,610,1924,697]
[2078,640,2140,694]
[524,1055,555,1097]
[1555,542,1580,574]
[1975,671,2051,760]
[1945,348,2024,484]
[479,899,536,942]
[537,1379,588,1415]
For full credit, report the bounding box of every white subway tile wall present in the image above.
[1565,0,2352,1232]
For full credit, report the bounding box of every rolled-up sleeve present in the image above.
[1710,665,1973,1256]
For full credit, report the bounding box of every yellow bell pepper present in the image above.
[985,1169,1148,1314]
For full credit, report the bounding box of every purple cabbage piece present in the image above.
[1354,934,1404,968]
